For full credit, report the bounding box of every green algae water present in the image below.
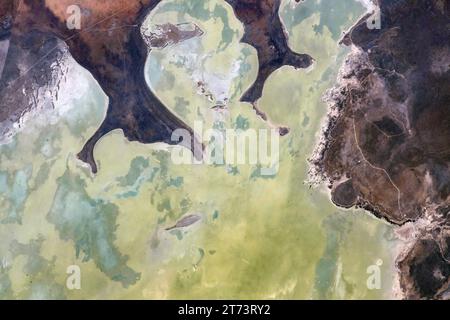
[0,0,399,299]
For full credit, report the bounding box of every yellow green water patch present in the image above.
[0,0,399,300]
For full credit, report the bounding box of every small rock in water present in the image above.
[165,214,201,231]
[142,23,203,49]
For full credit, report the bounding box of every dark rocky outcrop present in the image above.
[312,0,450,299]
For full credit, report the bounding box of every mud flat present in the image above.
[311,0,450,299]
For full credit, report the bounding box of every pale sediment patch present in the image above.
[0,51,101,145]
[354,0,377,12]
[0,39,9,80]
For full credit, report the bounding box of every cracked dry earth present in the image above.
[312,0,450,299]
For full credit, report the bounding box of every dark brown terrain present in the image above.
[0,0,203,173]
[2,0,449,300]
[1,0,308,171]
[225,0,313,105]
[313,0,450,299]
